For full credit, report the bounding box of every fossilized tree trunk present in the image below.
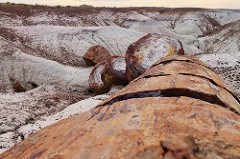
[1,56,240,159]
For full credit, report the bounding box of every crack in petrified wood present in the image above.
[134,73,240,105]
[97,75,240,112]
[152,56,212,69]
[98,89,240,118]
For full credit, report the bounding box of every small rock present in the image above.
[12,81,26,92]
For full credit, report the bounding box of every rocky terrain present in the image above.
[0,4,239,153]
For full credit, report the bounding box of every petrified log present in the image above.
[88,61,111,94]
[126,33,184,81]
[83,45,111,66]
[89,56,128,94]
[1,56,240,159]
[103,56,128,86]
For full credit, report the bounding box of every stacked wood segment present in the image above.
[1,56,240,159]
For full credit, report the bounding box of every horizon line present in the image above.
[0,2,240,10]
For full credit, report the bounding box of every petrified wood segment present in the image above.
[89,56,128,94]
[1,56,240,159]
[103,56,128,86]
[88,61,111,94]
[125,33,184,81]
[83,45,111,66]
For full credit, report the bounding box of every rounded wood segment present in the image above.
[125,33,184,81]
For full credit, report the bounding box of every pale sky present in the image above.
[0,0,240,9]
